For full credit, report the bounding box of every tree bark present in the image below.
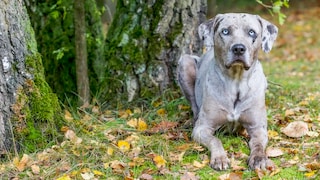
[74,0,90,105]
[102,0,207,102]
[0,0,63,153]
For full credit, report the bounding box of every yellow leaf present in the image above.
[117,140,130,152]
[178,104,190,110]
[93,170,104,176]
[64,110,74,121]
[285,109,295,117]
[305,170,316,178]
[56,174,72,180]
[153,155,166,168]
[127,118,147,131]
[157,109,166,116]
[298,100,309,106]
[152,101,162,107]
[268,130,279,139]
[107,147,114,156]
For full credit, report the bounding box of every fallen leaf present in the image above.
[255,168,267,179]
[305,170,316,178]
[281,121,308,138]
[157,108,166,116]
[181,171,199,180]
[307,131,319,137]
[92,106,100,114]
[139,173,153,180]
[64,110,74,121]
[153,155,166,168]
[147,121,178,133]
[266,147,284,157]
[65,130,82,144]
[218,172,242,180]
[127,118,148,131]
[14,154,30,172]
[268,130,280,139]
[80,172,94,180]
[285,109,295,117]
[169,151,185,162]
[93,170,104,176]
[56,174,72,180]
[107,147,114,156]
[117,140,130,152]
[31,164,40,175]
[105,160,126,174]
[193,160,206,169]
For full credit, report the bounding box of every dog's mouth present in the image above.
[225,59,250,70]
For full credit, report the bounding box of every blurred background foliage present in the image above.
[24,0,313,107]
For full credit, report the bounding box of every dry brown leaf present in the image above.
[147,121,178,133]
[285,109,295,117]
[306,131,319,137]
[14,154,30,172]
[139,173,153,180]
[169,151,185,162]
[266,147,284,157]
[181,172,199,180]
[64,110,74,121]
[192,160,206,169]
[65,129,82,144]
[281,121,309,138]
[80,172,94,180]
[31,164,40,175]
[218,172,242,180]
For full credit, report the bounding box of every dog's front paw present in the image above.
[248,153,268,170]
[210,155,230,170]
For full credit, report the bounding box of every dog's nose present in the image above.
[232,44,246,55]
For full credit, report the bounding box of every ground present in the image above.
[1,5,320,180]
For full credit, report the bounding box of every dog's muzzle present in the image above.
[225,44,250,70]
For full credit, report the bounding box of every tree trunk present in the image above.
[74,0,90,105]
[0,0,63,153]
[102,0,207,102]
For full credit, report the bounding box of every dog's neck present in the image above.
[218,59,258,80]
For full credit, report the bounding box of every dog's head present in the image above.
[198,13,278,71]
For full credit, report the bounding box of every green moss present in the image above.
[11,8,64,151]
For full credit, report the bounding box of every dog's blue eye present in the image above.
[222,29,229,35]
[248,30,256,37]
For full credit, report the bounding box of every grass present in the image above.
[1,5,320,180]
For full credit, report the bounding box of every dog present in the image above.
[178,13,278,170]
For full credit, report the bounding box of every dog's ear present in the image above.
[257,16,278,53]
[198,14,223,51]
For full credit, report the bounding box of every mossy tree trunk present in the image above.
[102,0,207,102]
[0,1,63,153]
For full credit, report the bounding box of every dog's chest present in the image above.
[211,78,251,122]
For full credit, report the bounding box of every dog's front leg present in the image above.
[192,122,230,170]
[246,125,268,170]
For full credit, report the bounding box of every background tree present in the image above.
[74,0,90,105]
[101,0,207,103]
[25,0,105,106]
[0,0,63,153]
